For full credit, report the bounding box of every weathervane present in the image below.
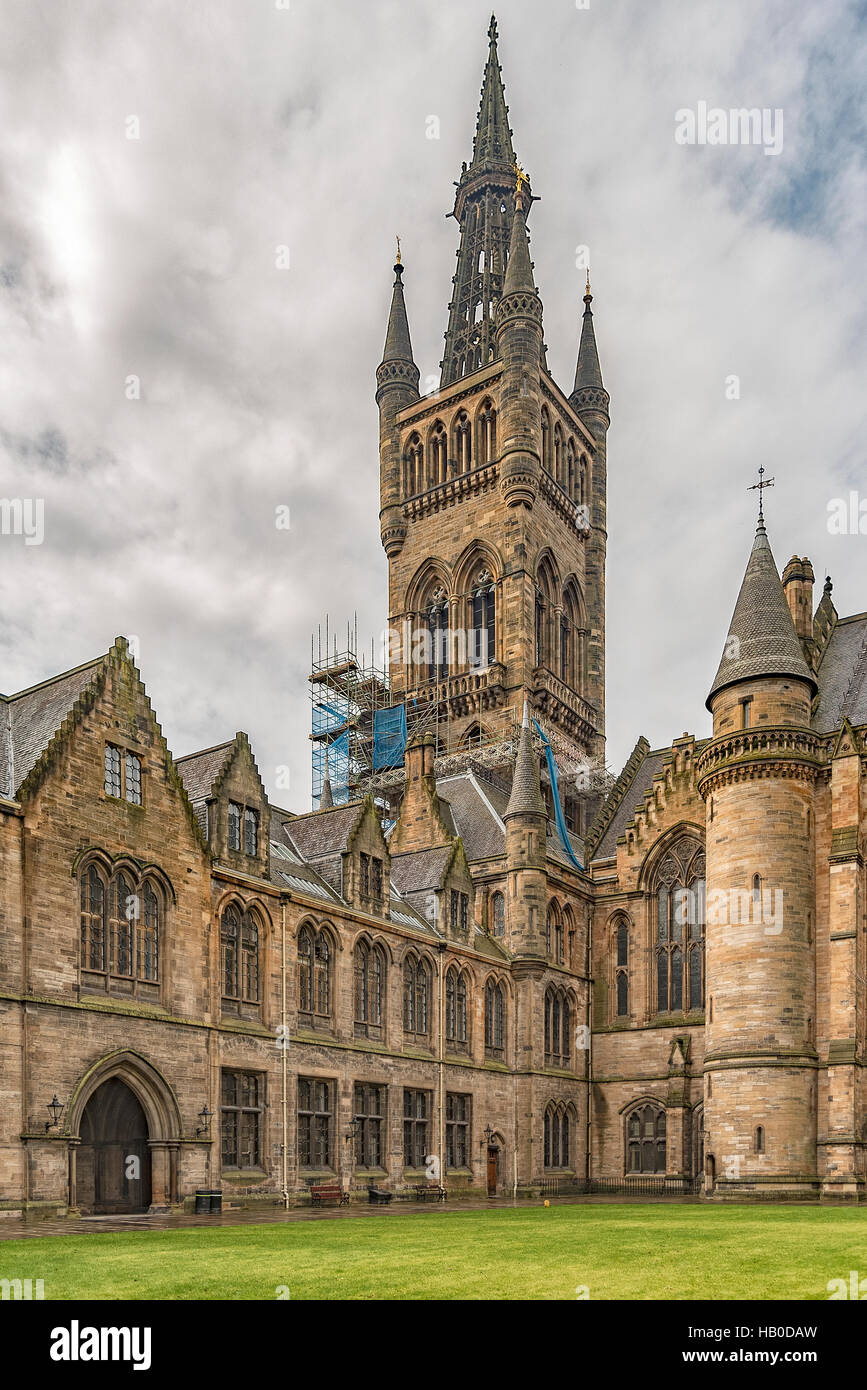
[748,464,775,522]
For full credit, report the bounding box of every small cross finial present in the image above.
[747,464,775,523]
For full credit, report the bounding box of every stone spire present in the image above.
[440,16,525,387]
[505,702,546,819]
[379,252,417,378]
[319,770,334,809]
[570,274,609,418]
[706,518,818,709]
[501,184,536,298]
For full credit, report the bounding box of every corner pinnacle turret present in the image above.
[570,274,609,420]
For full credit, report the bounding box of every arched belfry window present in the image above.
[566,439,577,498]
[471,568,496,669]
[425,586,450,683]
[429,421,447,488]
[541,407,551,473]
[626,1103,667,1173]
[479,399,496,464]
[559,582,584,690]
[454,410,472,472]
[553,423,563,483]
[404,432,423,497]
[654,837,706,1014]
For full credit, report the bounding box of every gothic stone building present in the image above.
[1,18,866,1219]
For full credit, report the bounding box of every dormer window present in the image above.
[228,802,242,851]
[450,890,469,934]
[228,802,259,857]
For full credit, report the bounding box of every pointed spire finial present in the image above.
[489,13,498,43]
[395,234,402,268]
[584,268,592,301]
[748,464,775,529]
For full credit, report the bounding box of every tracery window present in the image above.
[298,924,332,1020]
[404,432,423,496]
[430,420,447,487]
[627,1103,667,1173]
[544,1104,571,1169]
[425,588,450,683]
[615,916,629,1017]
[445,966,469,1046]
[471,570,496,668]
[544,988,571,1067]
[80,862,162,986]
[403,953,430,1036]
[221,903,260,1004]
[354,939,385,1027]
[484,979,505,1055]
[454,410,472,471]
[654,838,706,1013]
[479,399,496,463]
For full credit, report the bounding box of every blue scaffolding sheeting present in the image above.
[373,705,407,769]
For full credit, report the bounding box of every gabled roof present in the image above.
[175,740,236,801]
[436,771,506,862]
[282,801,367,861]
[390,845,456,896]
[593,745,670,861]
[1,656,103,798]
[813,612,867,732]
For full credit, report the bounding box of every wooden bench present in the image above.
[414,1183,447,1202]
[310,1183,349,1208]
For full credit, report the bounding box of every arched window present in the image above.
[626,1103,667,1173]
[544,1104,571,1169]
[654,838,706,1014]
[560,582,584,690]
[545,988,571,1067]
[222,903,260,1004]
[615,917,629,1018]
[566,439,576,498]
[491,891,506,937]
[454,410,472,472]
[404,432,423,497]
[553,423,563,483]
[298,923,331,1020]
[425,588,450,683]
[445,966,469,1046]
[546,902,564,963]
[541,407,551,472]
[403,953,429,1036]
[535,558,558,671]
[354,939,385,1028]
[484,979,505,1054]
[80,864,107,972]
[429,420,447,487]
[579,455,589,507]
[479,399,496,464]
[471,569,496,668]
[298,925,313,1013]
[80,862,164,986]
[755,1125,764,1153]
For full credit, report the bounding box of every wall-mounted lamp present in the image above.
[196,1104,213,1139]
[45,1094,65,1133]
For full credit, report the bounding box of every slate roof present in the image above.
[175,741,235,801]
[1,657,103,798]
[390,846,455,895]
[813,613,867,733]
[282,803,364,860]
[593,747,671,861]
[707,522,817,707]
[436,772,506,862]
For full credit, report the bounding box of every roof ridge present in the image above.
[175,739,237,764]
[586,735,650,858]
[3,654,103,703]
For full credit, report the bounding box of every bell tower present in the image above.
[377,15,609,777]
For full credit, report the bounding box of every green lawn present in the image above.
[2,1204,866,1300]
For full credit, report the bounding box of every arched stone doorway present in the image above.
[78,1078,152,1214]
[67,1051,183,1214]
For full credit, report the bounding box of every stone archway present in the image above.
[67,1051,183,1214]
[78,1078,151,1214]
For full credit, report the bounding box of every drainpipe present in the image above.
[281,898,289,1209]
[585,905,592,1187]
[438,942,445,1183]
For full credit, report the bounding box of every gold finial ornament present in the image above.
[585,269,591,297]
[514,160,528,195]
[395,235,402,266]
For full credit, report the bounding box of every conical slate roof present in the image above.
[706,520,818,709]
[505,703,546,818]
[573,287,604,392]
[501,198,536,298]
[380,262,415,366]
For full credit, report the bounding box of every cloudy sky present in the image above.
[1,0,865,809]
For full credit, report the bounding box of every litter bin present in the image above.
[195,1189,223,1214]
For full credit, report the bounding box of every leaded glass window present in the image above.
[654,839,706,1014]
